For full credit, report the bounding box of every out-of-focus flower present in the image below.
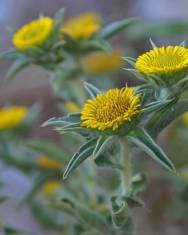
[135,46,188,75]
[0,106,28,130]
[42,181,62,195]
[182,112,188,125]
[61,13,100,39]
[12,17,54,49]
[81,87,141,131]
[38,154,62,170]
[64,101,80,112]
[81,49,123,75]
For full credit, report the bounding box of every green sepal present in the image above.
[122,57,136,67]
[84,81,101,98]
[98,18,138,39]
[63,137,98,179]
[128,127,176,173]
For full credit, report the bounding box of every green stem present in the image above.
[119,137,132,196]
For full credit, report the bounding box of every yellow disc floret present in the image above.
[81,49,123,75]
[135,46,188,75]
[0,106,28,130]
[81,87,141,131]
[61,12,100,39]
[12,17,53,49]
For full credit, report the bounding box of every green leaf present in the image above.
[84,82,101,98]
[128,20,188,40]
[63,137,98,179]
[54,8,65,32]
[111,196,130,227]
[81,39,112,53]
[146,99,188,137]
[128,127,176,173]
[0,196,9,203]
[42,112,81,127]
[5,59,30,80]
[60,198,111,234]
[20,173,57,204]
[25,138,69,162]
[0,49,21,60]
[140,99,175,118]
[93,135,113,159]
[98,18,138,39]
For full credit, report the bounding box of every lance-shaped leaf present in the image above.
[54,8,65,32]
[146,99,188,137]
[5,59,30,80]
[98,18,138,39]
[128,127,176,173]
[42,112,81,127]
[93,135,114,159]
[63,137,98,179]
[140,98,175,118]
[26,138,69,161]
[59,198,111,234]
[84,81,101,98]
[111,196,130,228]
[81,39,112,53]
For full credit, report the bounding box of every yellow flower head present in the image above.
[13,17,54,49]
[64,101,80,112]
[38,155,62,170]
[81,87,141,131]
[0,106,28,130]
[81,49,123,75]
[135,46,188,75]
[182,112,188,125]
[61,12,100,39]
[42,181,62,195]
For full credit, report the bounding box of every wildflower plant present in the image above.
[2,7,188,234]
[43,81,177,234]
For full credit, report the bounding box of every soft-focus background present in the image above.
[1,0,188,234]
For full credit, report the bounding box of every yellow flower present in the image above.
[135,46,188,75]
[182,112,188,125]
[13,17,54,49]
[42,181,62,195]
[64,101,80,112]
[81,49,123,75]
[81,87,141,131]
[38,155,63,170]
[0,106,28,130]
[61,12,100,39]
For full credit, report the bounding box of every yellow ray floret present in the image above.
[81,49,123,75]
[61,12,100,39]
[13,17,53,49]
[135,46,188,75]
[0,106,28,130]
[81,87,141,131]
[38,154,63,170]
